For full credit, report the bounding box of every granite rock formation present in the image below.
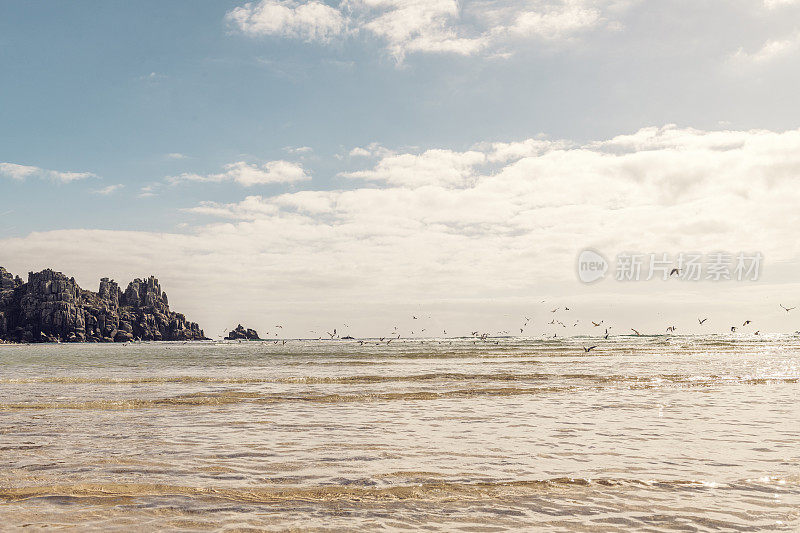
[225,324,260,340]
[0,266,206,343]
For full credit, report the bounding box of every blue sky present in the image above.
[3,0,800,337]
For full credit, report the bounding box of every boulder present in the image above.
[225,324,261,340]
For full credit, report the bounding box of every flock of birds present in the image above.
[221,303,800,352]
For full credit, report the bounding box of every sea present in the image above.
[0,336,798,531]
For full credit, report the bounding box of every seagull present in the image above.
[754,330,760,335]
[780,304,796,312]
[551,308,558,313]
[583,345,597,352]
[564,307,570,311]
[604,328,609,340]
[412,316,418,320]
[275,325,283,328]
[327,328,337,339]
[592,321,603,327]
[631,328,641,336]
[666,326,676,333]
[698,318,708,325]
[742,320,751,326]
[669,268,681,277]
[731,326,737,332]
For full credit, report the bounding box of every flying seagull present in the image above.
[731,326,737,332]
[631,328,641,336]
[780,304,796,312]
[583,345,597,352]
[669,268,681,277]
[698,318,708,325]
[742,320,751,326]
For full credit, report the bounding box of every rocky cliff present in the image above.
[0,267,206,343]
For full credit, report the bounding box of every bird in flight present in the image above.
[583,345,597,352]
[742,320,751,326]
[698,318,708,325]
[631,328,641,336]
[731,326,737,332]
[592,321,603,327]
[669,268,681,277]
[780,304,796,312]
[412,316,418,320]
[666,326,676,333]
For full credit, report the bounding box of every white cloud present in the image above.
[730,33,800,64]
[169,160,311,187]
[0,162,96,183]
[507,2,602,39]
[6,126,800,336]
[91,184,125,196]
[226,0,345,41]
[348,142,394,158]
[763,0,800,8]
[0,163,38,180]
[349,146,372,157]
[166,152,189,160]
[227,0,635,61]
[341,148,486,187]
[138,184,162,198]
[284,146,314,154]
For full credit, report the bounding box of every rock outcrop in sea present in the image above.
[0,266,206,343]
[225,324,261,340]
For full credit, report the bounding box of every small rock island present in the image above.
[0,266,206,343]
[225,324,261,340]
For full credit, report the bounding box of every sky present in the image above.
[3,0,800,339]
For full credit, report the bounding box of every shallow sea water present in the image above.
[0,336,798,531]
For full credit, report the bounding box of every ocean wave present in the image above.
[2,476,796,505]
[1,372,795,386]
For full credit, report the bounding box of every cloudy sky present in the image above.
[3,0,800,338]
